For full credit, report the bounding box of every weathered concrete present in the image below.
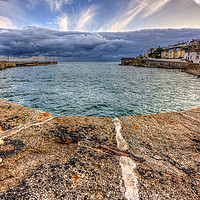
[0,100,199,199]
[120,58,200,76]
[0,62,57,70]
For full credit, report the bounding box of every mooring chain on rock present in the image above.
[112,118,139,200]
[0,117,55,140]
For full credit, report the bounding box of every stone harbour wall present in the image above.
[0,62,57,70]
[121,58,200,76]
[184,63,200,76]
[0,100,200,199]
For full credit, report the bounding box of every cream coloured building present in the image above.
[161,48,185,59]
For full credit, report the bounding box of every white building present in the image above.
[189,39,200,46]
[184,50,200,64]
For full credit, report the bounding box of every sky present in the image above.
[0,0,200,61]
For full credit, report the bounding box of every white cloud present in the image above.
[0,0,25,20]
[26,0,40,8]
[193,0,200,5]
[44,0,72,11]
[57,15,68,31]
[142,0,171,18]
[107,4,145,32]
[99,0,143,32]
[99,0,171,32]
[76,6,96,32]
[27,0,73,11]
[0,16,14,28]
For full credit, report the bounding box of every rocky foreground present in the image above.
[0,100,199,199]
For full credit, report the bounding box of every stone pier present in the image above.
[0,100,199,199]
[120,58,200,76]
[0,62,57,70]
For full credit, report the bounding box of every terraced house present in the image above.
[161,48,185,59]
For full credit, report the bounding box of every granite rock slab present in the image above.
[0,100,199,199]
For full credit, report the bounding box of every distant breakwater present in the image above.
[0,61,57,70]
[120,58,200,76]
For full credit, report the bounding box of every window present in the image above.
[197,56,199,59]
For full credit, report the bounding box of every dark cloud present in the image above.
[0,26,200,61]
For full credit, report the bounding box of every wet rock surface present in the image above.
[0,100,199,199]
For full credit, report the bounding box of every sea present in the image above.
[0,62,199,118]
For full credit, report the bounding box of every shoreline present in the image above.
[0,61,57,70]
[120,58,200,76]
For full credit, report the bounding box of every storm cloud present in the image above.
[0,27,200,61]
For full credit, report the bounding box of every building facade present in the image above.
[161,50,169,58]
[148,38,199,60]
[161,48,185,59]
[184,50,200,63]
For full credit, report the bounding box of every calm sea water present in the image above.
[0,62,199,118]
